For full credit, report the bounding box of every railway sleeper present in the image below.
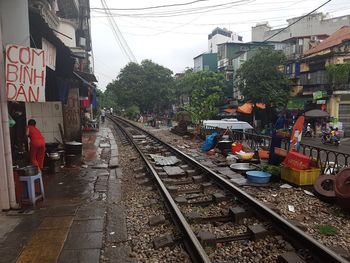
[137,178,154,186]
[187,199,214,206]
[176,187,203,195]
[163,178,193,185]
[153,234,179,249]
[197,225,268,247]
[212,192,231,202]
[201,182,213,190]
[229,206,253,223]
[277,252,306,263]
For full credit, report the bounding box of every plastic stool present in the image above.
[20,173,45,206]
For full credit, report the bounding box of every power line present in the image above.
[262,0,332,42]
[91,0,212,11]
[100,0,137,63]
[91,0,254,18]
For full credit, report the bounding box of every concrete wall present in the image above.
[252,13,350,42]
[209,34,231,53]
[57,20,77,47]
[25,102,64,143]
[194,56,203,71]
[0,0,30,47]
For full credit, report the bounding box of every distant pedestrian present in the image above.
[26,119,45,172]
[101,108,106,123]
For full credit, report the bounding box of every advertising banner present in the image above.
[5,44,46,102]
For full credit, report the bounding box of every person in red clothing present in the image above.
[26,119,45,172]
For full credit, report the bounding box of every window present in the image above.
[298,39,303,45]
[238,36,243,41]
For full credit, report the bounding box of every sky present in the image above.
[90,0,350,91]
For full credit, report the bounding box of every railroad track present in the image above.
[108,115,348,263]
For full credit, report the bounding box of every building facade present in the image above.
[208,27,243,53]
[193,53,218,72]
[252,13,350,42]
[301,26,350,136]
[0,0,95,210]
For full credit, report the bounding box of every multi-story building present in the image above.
[0,0,95,209]
[252,13,350,42]
[217,42,285,100]
[208,27,243,53]
[301,26,350,136]
[193,53,218,72]
[252,13,350,118]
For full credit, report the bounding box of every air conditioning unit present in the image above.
[79,37,86,47]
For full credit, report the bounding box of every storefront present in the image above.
[6,11,75,169]
[331,92,350,137]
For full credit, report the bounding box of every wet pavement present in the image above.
[301,136,350,154]
[0,123,125,263]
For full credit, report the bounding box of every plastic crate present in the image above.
[281,166,321,186]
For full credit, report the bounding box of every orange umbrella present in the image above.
[255,103,266,109]
[224,108,236,113]
[237,103,253,114]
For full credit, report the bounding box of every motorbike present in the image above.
[321,131,340,146]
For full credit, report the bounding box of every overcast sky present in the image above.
[90,0,350,91]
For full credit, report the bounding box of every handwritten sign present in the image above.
[42,38,56,70]
[5,44,46,102]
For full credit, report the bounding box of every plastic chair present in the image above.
[20,173,45,206]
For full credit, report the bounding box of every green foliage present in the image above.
[326,62,350,86]
[262,165,281,176]
[173,68,194,106]
[173,111,192,122]
[125,105,140,119]
[235,49,291,108]
[98,60,175,115]
[315,224,337,236]
[178,70,224,124]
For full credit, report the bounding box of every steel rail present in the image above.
[111,115,348,263]
[108,116,211,263]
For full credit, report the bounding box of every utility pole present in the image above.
[0,22,17,209]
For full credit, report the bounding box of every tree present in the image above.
[177,70,225,124]
[100,60,175,115]
[235,49,291,108]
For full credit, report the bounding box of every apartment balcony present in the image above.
[57,0,79,19]
[300,70,328,86]
[29,0,60,29]
[332,83,350,95]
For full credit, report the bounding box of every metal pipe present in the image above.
[0,27,18,209]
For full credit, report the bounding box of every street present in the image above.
[300,136,350,171]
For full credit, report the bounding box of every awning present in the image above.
[237,103,253,114]
[224,108,236,113]
[236,102,266,114]
[74,71,98,82]
[304,109,330,118]
[73,72,95,88]
[204,119,253,130]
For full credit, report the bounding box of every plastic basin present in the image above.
[246,171,272,184]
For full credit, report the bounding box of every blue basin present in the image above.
[246,171,272,184]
